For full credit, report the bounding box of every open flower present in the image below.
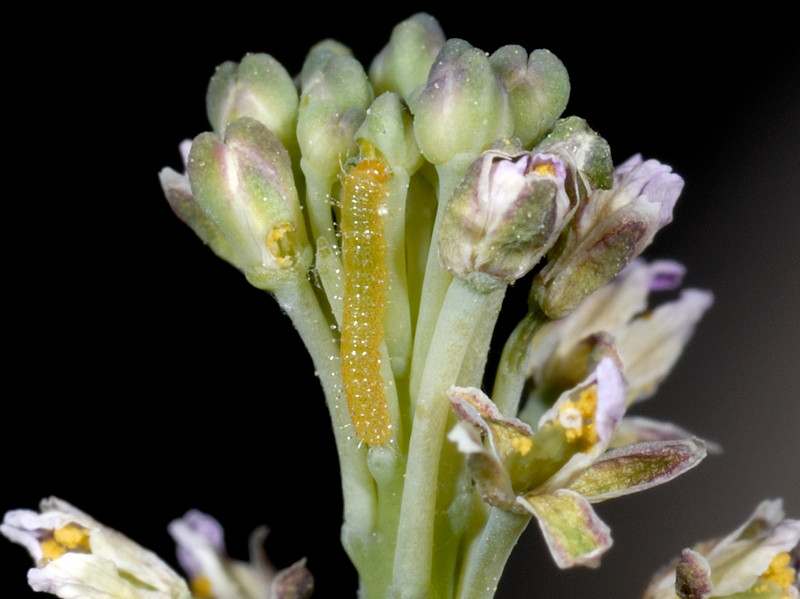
[448,358,707,568]
[642,499,800,598]
[1,497,191,599]
[168,510,313,599]
[522,259,714,442]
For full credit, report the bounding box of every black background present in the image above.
[4,6,798,598]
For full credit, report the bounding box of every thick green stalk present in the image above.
[456,508,531,599]
[301,165,338,250]
[271,277,375,542]
[390,275,504,599]
[382,170,413,378]
[408,155,479,404]
[491,303,549,418]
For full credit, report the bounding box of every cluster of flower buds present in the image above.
[5,12,795,599]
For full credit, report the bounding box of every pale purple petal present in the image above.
[648,259,686,291]
[610,416,722,453]
[593,358,626,444]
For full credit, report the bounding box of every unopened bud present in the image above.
[411,39,513,165]
[356,92,421,173]
[369,12,446,98]
[532,116,614,204]
[297,48,374,179]
[206,53,298,152]
[185,117,311,289]
[533,154,683,318]
[490,46,570,147]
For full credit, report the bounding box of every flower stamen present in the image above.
[532,162,556,177]
[40,524,91,561]
[760,551,796,590]
[557,387,599,450]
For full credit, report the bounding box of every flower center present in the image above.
[557,386,599,452]
[39,524,91,561]
[532,162,556,177]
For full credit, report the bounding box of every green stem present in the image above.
[382,169,413,378]
[456,508,531,599]
[390,275,504,599]
[301,164,338,250]
[408,154,479,405]
[491,303,549,418]
[271,277,374,542]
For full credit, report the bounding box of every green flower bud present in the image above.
[369,12,445,98]
[296,102,365,180]
[438,142,572,285]
[489,46,570,147]
[532,116,614,204]
[159,159,238,267]
[298,39,352,91]
[411,39,514,165]
[185,117,311,289]
[356,92,421,173]
[297,49,374,179]
[206,53,298,152]
[299,44,373,110]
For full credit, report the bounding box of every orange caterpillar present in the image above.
[340,154,393,446]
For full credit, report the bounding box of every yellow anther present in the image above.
[511,436,533,456]
[267,223,296,266]
[532,162,556,177]
[190,575,214,598]
[762,552,796,590]
[557,386,600,450]
[575,387,598,419]
[40,537,66,561]
[39,525,91,561]
[53,524,91,551]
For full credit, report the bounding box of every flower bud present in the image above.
[489,46,570,147]
[533,154,683,318]
[356,92,421,173]
[369,12,446,98]
[185,117,311,289]
[532,116,614,204]
[411,39,514,165]
[297,47,374,179]
[438,142,572,285]
[297,39,352,91]
[206,53,298,152]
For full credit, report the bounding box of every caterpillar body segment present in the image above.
[340,155,394,446]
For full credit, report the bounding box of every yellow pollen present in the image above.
[533,163,556,177]
[190,575,214,598]
[40,538,66,561]
[511,436,533,456]
[575,387,598,418]
[557,386,599,449]
[762,552,796,590]
[40,525,91,561]
[267,223,295,266]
